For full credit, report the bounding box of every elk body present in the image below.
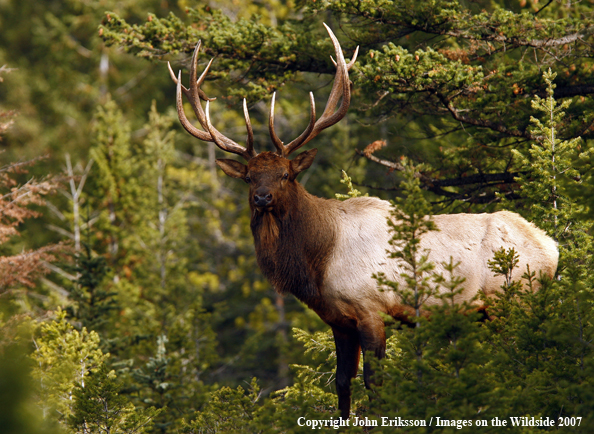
[169,25,559,419]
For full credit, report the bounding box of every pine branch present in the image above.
[436,93,536,140]
[357,149,522,203]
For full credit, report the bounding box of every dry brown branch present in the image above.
[0,157,69,293]
[0,242,70,290]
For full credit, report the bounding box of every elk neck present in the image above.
[250,181,338,304]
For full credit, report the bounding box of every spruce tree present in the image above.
[31,310,108,427]
[369,162,502,430]
[375,159,438,326]
[66,245,114,339]
[486,70,594,430]
[69,364,160,434]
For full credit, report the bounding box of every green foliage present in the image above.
[100,8,338,103]
[69,364,160,434]
[373,264,497,432]
[283,327,366,417]
[376,159,438,322]
[488,247,521,290]
[0,317,59,434]
[335,170,368,200]
[506,74,594,423]
[31,310,108,426]
[369,160,498,430]
[0,0,179,168]
[366,121,594,429]
[66,246,114,336]
[183,378,262,434]
[130,334,189,433]
[88,96,139,266]
[483,247,594,430]
[511,69,591,246]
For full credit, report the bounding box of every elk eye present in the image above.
[282,173,289,180]
[245,176,251,184]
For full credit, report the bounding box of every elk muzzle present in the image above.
[253,188,273,208]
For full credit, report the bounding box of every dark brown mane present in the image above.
[250,182,337,303]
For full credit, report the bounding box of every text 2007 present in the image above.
[558,417,582,427]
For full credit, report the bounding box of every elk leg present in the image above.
[357,316,386,390]
[332,326,360,420]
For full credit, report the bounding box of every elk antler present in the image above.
[168,41,256,161]
[269,23,359,158]
[169,25,357,161]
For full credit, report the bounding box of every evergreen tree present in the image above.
[31,310,108,427]
[88,97,138,268]
[511,69,593,263]
[66,245,114,338]
[0,312,60,434]
[0,0,184,164]
[69,364,160,434]
[375,159,438,325]
[484,70,594,430]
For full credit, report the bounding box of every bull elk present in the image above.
[168,25,559,419]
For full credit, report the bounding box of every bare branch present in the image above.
[357,149,522,204]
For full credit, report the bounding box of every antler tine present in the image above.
[189,42,216,103]
[203,98,255,160]
[278,23,355,157]
[271,92,316,158]
[176,70,212,141]
[331,45,359,70]
[168,61,188,92]
[348,46,359,68]
[168,42,214,103]
[269,92,285,155]
[170,41,256,161]
[204,100,224,148]
[243,99,256,158]
[309,24,351,131]
[186,44,214,124]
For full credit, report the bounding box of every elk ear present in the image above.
[216,159,248,179]
[290,148,318,178]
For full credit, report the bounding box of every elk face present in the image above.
[216,149,317,212]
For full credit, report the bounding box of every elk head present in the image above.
[168,24,358,215]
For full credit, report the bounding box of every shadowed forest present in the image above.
[1,0,594,432]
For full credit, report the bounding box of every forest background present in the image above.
[1,0,594,432]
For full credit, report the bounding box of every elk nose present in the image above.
[254,193,273,207]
